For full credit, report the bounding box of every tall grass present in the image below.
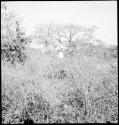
[2,45,118,123]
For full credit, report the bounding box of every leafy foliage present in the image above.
[1,3,27,65]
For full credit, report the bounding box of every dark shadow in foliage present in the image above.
[24,118,34,125]
[54,69,67,80]
[1,38,27,66]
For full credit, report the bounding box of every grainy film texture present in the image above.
[1,1,118,124]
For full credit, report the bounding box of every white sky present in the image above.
[6,1,117,45]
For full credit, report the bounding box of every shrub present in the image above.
[1,3,28,66]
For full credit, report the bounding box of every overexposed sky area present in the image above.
[6,1,117,45]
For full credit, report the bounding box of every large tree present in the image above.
[33,23,97,57]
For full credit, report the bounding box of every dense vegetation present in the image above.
[1,2,118,124]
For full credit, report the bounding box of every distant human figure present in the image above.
[56,44,66,59]
[58,51,64,58]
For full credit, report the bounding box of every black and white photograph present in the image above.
[1,1,118,124]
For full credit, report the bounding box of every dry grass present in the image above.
[2,46,118,123]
